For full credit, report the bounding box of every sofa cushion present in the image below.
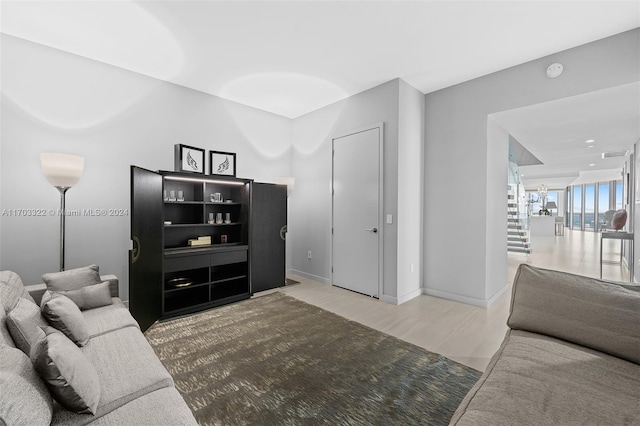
[49,326,174,424]
[0,305,16,348]
[6,297,48,355]
[450,329,640,426]
[41,292,89,346]
[0,344,53,426]
[56,281,113,310]
[86,387,197,426]
[508,264,640,364]
[31,327,101,415]
[83,298,139,338]
[42,264,101,292]
[1,270,36,312]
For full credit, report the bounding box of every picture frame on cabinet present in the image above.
[174,144,205,174]
[210,151,236,177]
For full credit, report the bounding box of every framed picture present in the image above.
[209,151,236,177]
[174,144,205,174]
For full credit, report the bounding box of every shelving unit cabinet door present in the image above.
[251,183,287,293]
[129,166,163,332]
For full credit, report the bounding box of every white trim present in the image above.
[381,287,423,305]
[398,287,423,304]
[379,294,398,305]
[422,284,508,308]
[289,269,330,284]
[486,284,509,307]
[330,122,385,298]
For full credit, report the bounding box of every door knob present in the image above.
[365,228,378,233]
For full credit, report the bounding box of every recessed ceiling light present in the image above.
[587,145,594,148]
[589,163,596,166]
[585,139,595,143]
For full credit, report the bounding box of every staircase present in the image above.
[507,187,531,254]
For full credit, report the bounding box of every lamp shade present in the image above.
[40,153,85,188]
[545,201,557,209]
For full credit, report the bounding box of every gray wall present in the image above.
[424,28,640,306]
[290,79,400,298]
[1,35,292,299]
[397,80,425,301]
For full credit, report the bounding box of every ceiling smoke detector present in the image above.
[546,63,563,78]
[602,150,630,159]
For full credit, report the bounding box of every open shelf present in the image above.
[163,285,209,313]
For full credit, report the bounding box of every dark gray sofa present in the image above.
[0,270,197,425]
[450,264,640,425]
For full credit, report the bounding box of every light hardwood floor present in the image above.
[266,229,630,372]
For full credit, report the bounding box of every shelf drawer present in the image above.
[211,249,247,266]
[164,254,209,272]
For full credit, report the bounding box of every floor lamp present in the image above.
[40,153,85,271]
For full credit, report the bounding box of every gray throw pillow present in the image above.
[55,281,113,310]
[42,265,101,292]
[41,293,89,346]
[31,327,101,415]
[0,344,53,425]
[0,270,37,312]
[6,298,48,356]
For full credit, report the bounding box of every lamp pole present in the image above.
[57,186,69,271]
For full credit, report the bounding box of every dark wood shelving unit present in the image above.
[130,168,288,332]
[130,168,253,329]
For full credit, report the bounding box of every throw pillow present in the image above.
[31,327,101,415]
[0,305,17,348]
[41,293,89,346]
[0,270,37,312]
[0,344,53,426]
[42,264,101,292]
[56,281,113,310]
[6,298,48,356]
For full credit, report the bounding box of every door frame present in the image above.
[331,122,384,298]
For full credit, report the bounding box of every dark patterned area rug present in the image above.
[145,293,480,425]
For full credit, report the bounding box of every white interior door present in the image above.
[332,126,382,297]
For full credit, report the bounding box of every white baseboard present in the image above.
[379,287,422,305]
[486,284,509,307]
[379,294,398,305]
[422,284,508,308]
[289,269,330,284]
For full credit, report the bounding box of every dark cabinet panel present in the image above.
[129,166,163,332]
[251,183,287,293]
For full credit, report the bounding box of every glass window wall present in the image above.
[616,182,623,210]
[597,183,609,231]
[573,186,582,229]
[584,185,595,230]
[567,180,622,231]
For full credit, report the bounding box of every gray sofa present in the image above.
[450,264,640,425]
[0,269,197,426]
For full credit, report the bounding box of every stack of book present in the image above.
[188,236,212,247]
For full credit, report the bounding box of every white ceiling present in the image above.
[2,1,639,119]
[492,82,640,190]
[1,1,639,186]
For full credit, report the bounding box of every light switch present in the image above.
[386,214,393,224]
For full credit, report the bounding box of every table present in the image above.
[600,231,634,282]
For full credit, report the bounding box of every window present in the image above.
[615,181,623,210]
[597,183,609,231]
[584,185,595,230]
[573,186,582,229]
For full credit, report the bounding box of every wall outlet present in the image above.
[308,250,312,259]
[410,263,414,273]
